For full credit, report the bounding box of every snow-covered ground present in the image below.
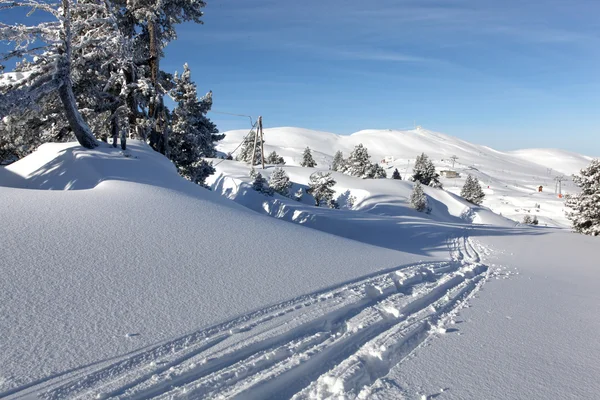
[1,131,598,399]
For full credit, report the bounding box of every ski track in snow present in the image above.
[6,233,489,400]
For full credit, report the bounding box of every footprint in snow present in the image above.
[124,333,141,338]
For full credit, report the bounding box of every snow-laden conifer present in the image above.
[340,144,386,178]
[461,174,485,205]
[269,167,292,196]
[237,129,263,165]
[300,147,317,167]
[307,172,336,207]
[411,153,442,188]
[267,151,285,165]
[565,159,600,236]
[331,151,344,171]
[294,187,304,202]
[410,181,429,212]
[169,64,222,185]
[250,169,273,196]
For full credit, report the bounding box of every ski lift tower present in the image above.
[555,175,566,195]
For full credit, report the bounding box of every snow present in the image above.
[0,140,428,396]
[217,126,596,228]
[1,128,598,399]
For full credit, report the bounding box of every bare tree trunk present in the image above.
[58,0,97,149]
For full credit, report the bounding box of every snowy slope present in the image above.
[2,137,598,400]
[0,141,431,396]
[217,127,595,227]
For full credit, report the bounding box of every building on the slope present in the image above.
[440,170,460,178]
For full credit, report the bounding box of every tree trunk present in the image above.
[147,19,164,153]
[58,0,97,149]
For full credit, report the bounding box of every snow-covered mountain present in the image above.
[216,126,594,228]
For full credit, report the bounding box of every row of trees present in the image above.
[0,0,221,185]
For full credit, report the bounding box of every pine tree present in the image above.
[0,0,129,150]
[411,153,442,188]
[410,181,429,212]
[460,174,485,205]
[522,215,533,224]
[331,150,344,171]
[237,129,263,165]
[565,159,600,236]
[269,167,292,196]
[294,187,304,202]
[307,172,336,207]
[169,64,222,185]
[300,147,317,167]
[341,144,370,177]
[250,169,273,196]
[392,168,402,180]
[267,151,285,165]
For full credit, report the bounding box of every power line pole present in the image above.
[450,155,458,169]
[250,121,259,167]
[555,175,565,195]
[258,116,265,169]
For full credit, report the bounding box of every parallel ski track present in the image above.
[8,232,489,400]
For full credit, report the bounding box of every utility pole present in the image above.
[250,121,259,167]
[258,116,265,169]
[449,155,458,169]
[555,175,565,195]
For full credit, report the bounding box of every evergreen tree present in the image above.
[340,144,386,179]
[267,151,285,165]
[250,169,273,195]
[294,187,304,202]
[307,172,336,207]
[411,153,442,188]
[331,150,344,171]
[565,159,600,236]
[392,168,402,180]
[410,181,429,212]
[169,64,222,185]
[0,0,129,150]
[460,174,485,205]
[341,144,370,177]
[522,215,533,224]
[269,167,292,196]
[301,147,317,167]
[237,129,263,165]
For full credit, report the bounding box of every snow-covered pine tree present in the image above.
[411,153,442,188]
[169,64,222,185]
[111,0,207,153]
[300,147,317,167]
[267,151,285,165]
[236,129,263,165]
[331,150,344,171]
[392,168,402,180]
[294,187,304,202]
[0,0,125,149]
[269,167,292,196]
[460,174,485,205]
[307,172,336,207]
[366,162,387,179]
[340,144,370,177]
[340,144,386,179]
[410,181,429,212]
[250,169,273,195]
[565,159,600,236]
[522,215,533,224]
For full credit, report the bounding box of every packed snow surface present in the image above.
[1,129,598,399]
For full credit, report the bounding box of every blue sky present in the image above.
[162,0,600,155]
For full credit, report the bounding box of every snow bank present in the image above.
[0,141,428,394]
